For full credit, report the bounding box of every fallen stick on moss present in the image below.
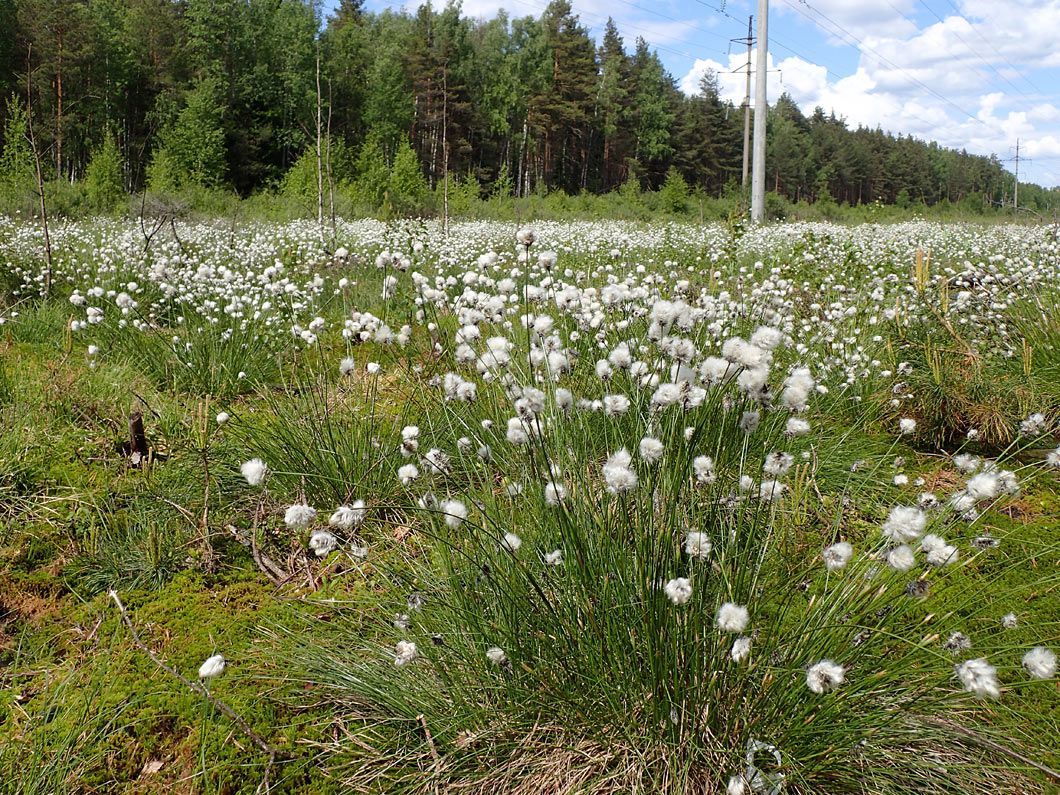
[925,717,1060,784]
[108,589,294,793]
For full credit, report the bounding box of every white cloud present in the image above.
[777,0,918,45]
[675,2,1060,186]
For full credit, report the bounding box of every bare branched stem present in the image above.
[107,589,292,764]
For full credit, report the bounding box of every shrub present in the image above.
[85,133,126,214]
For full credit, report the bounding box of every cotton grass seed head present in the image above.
[544,481,567,506]
[284,503,317,532]
[639,436,664,464]
[716,602,749,633]
[887,545,917,572]
[806,659,845,694]
[822,541,853,571]
[398,463,419,484]
[394,640,418,668]
[1022,647,1057,680]
[881,505,926,543]
[664,577,692,605]
[727,774,748,795]
[440,499,467,529]
[684,531,712,559]
[198,654,226,680]
[954,657,1000,699]
[329,502,366,531]
[308,530,337,557]
[240,458,268,486]
[730,636,751,663]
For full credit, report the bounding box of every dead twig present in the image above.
[926,717,1060,784]
[107,589,294,782]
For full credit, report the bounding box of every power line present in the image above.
[912,0,1035,102]
[936,0,1045,95]
[780,0,988,127]
[691,1,955,136]
[609,0,734,46]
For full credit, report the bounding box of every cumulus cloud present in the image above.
[678,1,1060,185]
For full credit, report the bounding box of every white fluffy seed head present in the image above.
[887,545,917,572]
[716,603,749,633]
[664,577,693,605]
[544,481,567,506]
[881,506,926,543]
[684,531,712,559]
[284,503,317,532]
[822,541,853,571]
[955,657,1000,699]
[440,499,467,529]
[806,659,845,694]
[308,529,337,556]
[639,436,665,464]
[965,472,1000,502]
[1023,647,1057,680]
[394,640,418,668]
[241,458,268,486]
[730,636,751,663]
[198,654,226,679]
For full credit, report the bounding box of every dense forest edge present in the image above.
[1,0,1059,223]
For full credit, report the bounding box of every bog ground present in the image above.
[1,217,1059,794]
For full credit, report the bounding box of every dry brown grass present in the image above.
[308,716,1041,795]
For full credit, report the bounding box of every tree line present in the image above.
[1,0,1056,216]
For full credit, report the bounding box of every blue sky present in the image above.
[335,0,1060,187]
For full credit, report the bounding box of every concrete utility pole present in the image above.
[751,0,768,223]
[741,16,753,186]
[1014,138,1019,212]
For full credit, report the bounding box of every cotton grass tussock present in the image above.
[107,218,1060,794]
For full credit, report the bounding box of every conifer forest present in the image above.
[1,0,1058,214]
